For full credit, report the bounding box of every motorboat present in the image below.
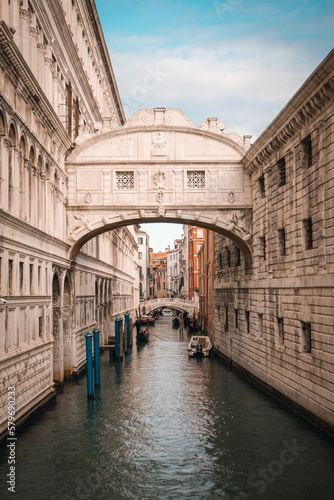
[140,314,155,326]
[162,308,173,316]
[187,336,212,357]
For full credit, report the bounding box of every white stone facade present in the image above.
[0,1,138,440]
[213,50,334,435]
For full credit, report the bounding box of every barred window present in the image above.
[116,171,134,190]
[187,171,205,189]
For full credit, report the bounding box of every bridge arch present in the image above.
[66,108,253,257]
[140,298,199,316]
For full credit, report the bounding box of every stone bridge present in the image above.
[66,108,253,257]
[140,298,199,315]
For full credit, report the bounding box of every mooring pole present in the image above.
[115,318,120,359]
[84,332,94,400]
[93,327,101,387]
[125,312,130,351]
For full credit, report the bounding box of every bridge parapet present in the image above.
[140,298,198,315]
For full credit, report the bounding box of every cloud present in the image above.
[110,34,323,138]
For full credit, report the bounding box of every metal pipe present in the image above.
[93,327,101,387]
[84,332,94,400]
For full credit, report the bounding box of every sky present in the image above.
[95,0,333,251]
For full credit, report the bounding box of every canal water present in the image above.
[1,317,334,500]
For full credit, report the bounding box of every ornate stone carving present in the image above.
[73,213,93,231]
[156,191,164,204]
[85,192,93,204]
[177,210,183,218]
[139,210,146,218]
[194,212,200,220]
[228,191,235,203]
[157,207,165,217]
[154,171,165,189]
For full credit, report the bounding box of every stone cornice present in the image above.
[243,49,334,175]
[85,0,126,125]
[0,22,72,151]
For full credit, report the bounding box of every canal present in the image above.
[1,316,334,500]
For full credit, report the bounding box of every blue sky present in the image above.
[95,0,333,251]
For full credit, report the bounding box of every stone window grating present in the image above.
[258,174,265,198]
[303,218,313,250]
[276,317,284,345]
[301,322,311,353]
[277,157,286,186]
[116,171,134,190]
[302,135,312,168]
[278,228,286,256]
[187,171,205,189]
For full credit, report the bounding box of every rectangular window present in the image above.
[138,237,143,244]
[38,266,41,290]
[39,316,43,337]
[225,306,228,332]
[277,157,286,186]
[302,135,312,168]
[258,174,265,198]
[245,310,250,334]
[219,253,223,269]
[187,171,205,189]
[138,252,142,259]
[300,322,311,353]
[235,309,239,329]
[259,236,266,260]
[278,228,286,256]
[20,262,24,294]
[8,260,13,295]
[303,218,313,250]
[226,248,231,268]
[235,245,241,267]
[276,317,284,345]
[257,313,263,338]
[30,264,33,294]
[116,171,134,190]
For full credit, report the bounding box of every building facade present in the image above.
[213,50,334,435]
[0,0,138,441]
[138,229,150,300]
[149,250,167,298]
[188,226,205,303]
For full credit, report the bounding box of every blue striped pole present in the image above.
[93,327,100,387]
[115,319,120,359]
[125,312,130,350]
[84,332,94,399]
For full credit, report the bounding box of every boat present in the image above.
[139,314,155,326]
[137,328,149,342]
[187,336,212,357]
[172,316,179,328]
[188,317,200,333]
[162,308,173,316]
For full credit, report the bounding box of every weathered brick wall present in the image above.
[213,51,334,434]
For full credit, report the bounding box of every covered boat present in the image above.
[187,336,212,357]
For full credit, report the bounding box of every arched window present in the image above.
[29,146,35,222]
[19,136,26,219]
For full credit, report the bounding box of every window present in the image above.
[138,237,143,244]
[235,309,239,329]
[20,262,24,294]
[226,247,231,268]
[116,171,134,189]
[138,252,142,259]
[257,313,263,338]
[259,236,266,260]
[245,310,250,334]
[258,175,265,198]
[197,228,203,238]
[302,135,312,168]
[225,306,228,332]
[187,171,205,189]
[30,264,33,294]
[300,322,311,353]
[277,157,286,186]
[8,260,13,295]
[235,245,241,267]
[303,218,313,250]
[39,316,43,337]
[276,317,284,345]
[278,228,286,256]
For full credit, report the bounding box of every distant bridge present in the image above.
[140,298,198,315]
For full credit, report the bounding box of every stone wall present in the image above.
[213,50,334,435]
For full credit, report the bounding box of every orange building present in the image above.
[188,226,206,302]
[198,231,215,337]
